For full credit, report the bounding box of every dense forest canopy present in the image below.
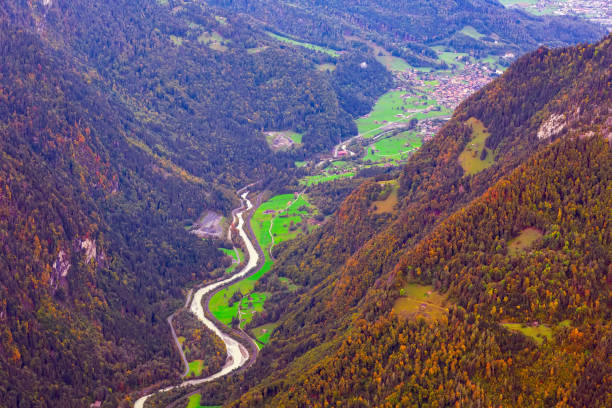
[185,33,612,408]
[0,0,610,407]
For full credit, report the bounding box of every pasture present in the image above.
[458,118,495,175]
[393,284,449,321]
[508,228,543,255]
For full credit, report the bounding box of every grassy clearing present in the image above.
[371,181,399,214]
[265,131,302,151]
[393,284,449,321]
[294,161,307,168]
[458,117,495,175]
[300,172,355,186]
[198,31,230,52]
[316,63,336,72]
[220,247,244,274]
[186,360,203,378]
[214,15,228,25]
[344,35,410,72]
[267,32,340,57]
[278,277,299,292]
[186,393,221,408]
[252,322,279,345]
[508,228,543,255]
[376,55,411,72]
[170,35,184,46]
[502,323,552,345]
[247,46,268,54]
[356,91,444,137]
[363,132,422,164]
[460,25,485,39]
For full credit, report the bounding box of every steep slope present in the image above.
[208,0,606,66]
[0,17,229,408]
[0,1,394,405]
[211,34,612,408]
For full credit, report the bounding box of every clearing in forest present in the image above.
[502,323,552,345]
[252,322,280,346]
[458,117,495,175]
[198,31,230,51]
[370,180,400,214]
[219,247,244,274]
[265,131,302,151]
[507,228,544,255]
[393,283,449,321]
[186,393,221,408]
[266,31,340,57]
[185,360,204,378]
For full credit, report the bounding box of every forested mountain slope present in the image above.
[204,33,612,408]
[209,0,606,67]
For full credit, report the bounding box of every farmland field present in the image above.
[363,132,422,163]
[210,194,316,330]
[186,393,221,408]
[356,91,444,137]
[300,172,355,186]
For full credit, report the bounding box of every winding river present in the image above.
[134,191,259,408]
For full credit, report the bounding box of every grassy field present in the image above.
[197,31,230,52]
[356,91,443,137]
[186,360,203,378]
[502,323,552,345]
[316,63,336,72]
[265,131,302,151]
[220,247,244,274]
[252,322,279,345]
[432,46,471,70]
[294,160,307,168]
[186,394,221,408]
[267,32,340,57]
[371,181,399,214]
[460,25,485,39]
[278,277,299,292]
[508,228,543,255]
[363,132,422,164]
[458,118,495,175]
[393,283,448,321]
[300,172,355,186]
[210,194,315,330]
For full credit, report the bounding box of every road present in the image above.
[134,190,260,408]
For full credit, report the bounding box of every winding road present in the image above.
[134,191,260,408]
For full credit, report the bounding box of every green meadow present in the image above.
[267,32,340,57]
[363,132,422,163]
[458,118,495,175]
[186,393,221,408]
[356,91,444,137]
[210,194,314,333]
